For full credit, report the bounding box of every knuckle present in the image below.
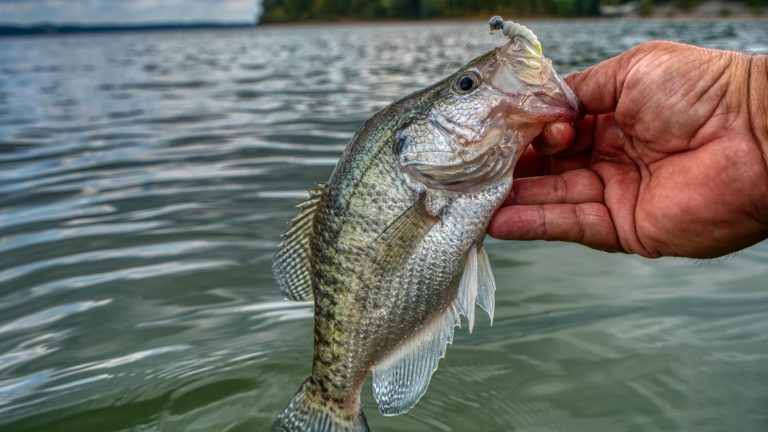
[633,40,671,54]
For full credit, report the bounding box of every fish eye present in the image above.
[454,72,480,94]
[395,137,406,154]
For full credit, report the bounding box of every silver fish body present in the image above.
[272,28,579,432]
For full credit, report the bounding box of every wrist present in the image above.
[748,54,768,227]
[749,54,768,181]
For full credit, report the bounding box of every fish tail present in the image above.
[272,377,369,432]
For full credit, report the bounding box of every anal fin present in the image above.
[371,242,499,416]
[372,303,461,415]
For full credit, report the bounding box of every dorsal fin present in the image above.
[371,242,498,415]
[272,184,324,301]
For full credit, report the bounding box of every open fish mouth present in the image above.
[491,39,581,122]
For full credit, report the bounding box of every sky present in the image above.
[0,0,263,25]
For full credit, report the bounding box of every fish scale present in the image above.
[272,17,579,432]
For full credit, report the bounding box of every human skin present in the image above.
[489,41,768,258]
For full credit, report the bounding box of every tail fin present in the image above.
[272,378,369,432]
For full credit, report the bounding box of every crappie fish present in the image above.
[272,18,579,432]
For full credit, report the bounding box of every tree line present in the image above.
[260,0,767,22]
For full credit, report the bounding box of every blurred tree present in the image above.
[259,0,765,22]
[639,0,654,15]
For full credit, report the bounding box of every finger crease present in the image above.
[575,205,588,243]
[538,205,549,239]
[554,175,567,203]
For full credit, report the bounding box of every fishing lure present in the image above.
[489,15,543,55]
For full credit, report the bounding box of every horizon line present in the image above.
[0,21,258,28]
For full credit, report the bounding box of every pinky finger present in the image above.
[488,203,621,253]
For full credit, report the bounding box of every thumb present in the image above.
[565,50,631,115]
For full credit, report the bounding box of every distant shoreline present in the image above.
[2,11,766,38]
[259,0,768,25]
[0,23,255,37]
[257,14,768,28]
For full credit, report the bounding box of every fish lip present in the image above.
[531,92,582,122]
[491,42,582,123]
[531,73,582,122]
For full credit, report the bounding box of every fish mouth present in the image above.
[492,40,581,123]
[396,40,580,191]
[528,87,581,122]
[528,73,582,122]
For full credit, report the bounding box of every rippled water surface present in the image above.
[1,19,767,431]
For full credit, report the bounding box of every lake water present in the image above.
[0,19,767,432]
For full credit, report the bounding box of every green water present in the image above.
[0,19,766,431]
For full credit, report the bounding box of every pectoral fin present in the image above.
[272,184,324,301]
[371,195,438,275]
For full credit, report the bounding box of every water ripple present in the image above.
[0,299,112,335]
[28,259,237,296]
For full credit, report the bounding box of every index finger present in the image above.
[531,121,575,155]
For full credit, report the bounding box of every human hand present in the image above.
[490,41,768,258]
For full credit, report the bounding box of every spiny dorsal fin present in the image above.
[272,184,325,301]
